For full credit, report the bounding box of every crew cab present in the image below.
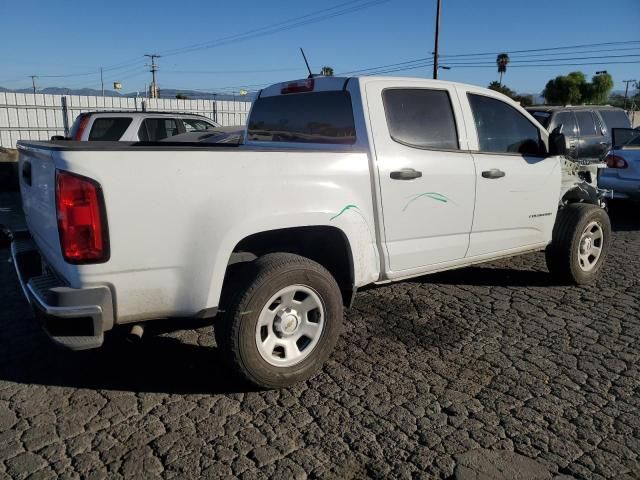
[67,111,220,142]
[12,76,611,388]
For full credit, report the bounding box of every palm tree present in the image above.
[496,53,510,86]
[321,66,334,77]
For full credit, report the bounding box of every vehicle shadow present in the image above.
[0,312,256,395]
[406,266,553,288]
[607,201,640,232]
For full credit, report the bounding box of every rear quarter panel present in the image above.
[51,147,379,323]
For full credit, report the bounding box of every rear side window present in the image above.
[382,89,458,150]
[138,118,179,141]
[599,110,631,129]
[575,111,597,136]
[247,91,356,144]
[183,119,214,132]
[552,112,578,136]
[468,94,541,155]
[88,118,132,141]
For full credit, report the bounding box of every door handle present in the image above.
[22,161,32,186]
[481,169,506,179]
[390,168,422,180]
[598,141,609,146]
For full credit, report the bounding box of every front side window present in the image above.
[138,118,179,141]
[468,93,542,155]
[382,88,459,150]
[88,117,132,141]
[247,91,356,144]
[575,111,597,136]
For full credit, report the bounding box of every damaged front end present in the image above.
[560,158,612,208]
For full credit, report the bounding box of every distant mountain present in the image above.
[0,86,254,101]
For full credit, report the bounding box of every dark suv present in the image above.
[527,106,631,163]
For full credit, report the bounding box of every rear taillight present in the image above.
[56,170,109,263]
[281,79,314,94]
[73,115,90,140]
[605,154,628,169]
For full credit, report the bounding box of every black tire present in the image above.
[545,203,611,285]
[215,253,343,389]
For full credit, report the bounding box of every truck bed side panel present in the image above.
[38,147,378,323]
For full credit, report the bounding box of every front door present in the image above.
[366,81,476,275]
[461,89,561,257]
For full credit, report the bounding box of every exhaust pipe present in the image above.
[126,324,144,343]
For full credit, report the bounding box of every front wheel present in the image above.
[545,203,611,285]
[215,253,343,389]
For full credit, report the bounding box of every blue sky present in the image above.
[1,0,639,95]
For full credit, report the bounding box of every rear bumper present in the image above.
[11,233,113,350]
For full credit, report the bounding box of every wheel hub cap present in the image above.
[274,310,300,336]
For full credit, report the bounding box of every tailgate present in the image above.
[17,145,60,265]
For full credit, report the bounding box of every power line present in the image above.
[439,40,640,58]
[159,0,390,57]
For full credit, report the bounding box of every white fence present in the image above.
[0,92,252,148]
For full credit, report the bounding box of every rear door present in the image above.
[575,110,607,162]
[461,89,560,257]
[366,80,476,274]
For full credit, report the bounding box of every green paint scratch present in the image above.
[403,192,450,212]
[330,204,359,221]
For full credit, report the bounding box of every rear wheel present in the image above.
[545,203,611,285]
[215,253,343,389]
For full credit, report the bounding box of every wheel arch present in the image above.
[229,225,356,307]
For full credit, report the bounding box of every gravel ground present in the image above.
[0,194,638,479]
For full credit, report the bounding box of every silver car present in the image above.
[599,128,640,200]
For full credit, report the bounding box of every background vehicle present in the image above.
[13,76,610,389]
[161,125,245,144]
[599,128,640,200]
[527,106,631,164]
[67,111,220,142]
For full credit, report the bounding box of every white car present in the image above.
[67,111,220,142]
[14,76,610,388]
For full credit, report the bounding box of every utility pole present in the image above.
[29,75,37,95]
[622,79,636,110]
[100,67,104,96]
[145,54,161,99]
[432,0,441,79]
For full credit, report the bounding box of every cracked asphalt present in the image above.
[0,192,639,479]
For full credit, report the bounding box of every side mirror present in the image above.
[548,131,567,156]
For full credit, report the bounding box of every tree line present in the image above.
[488,52,633,108]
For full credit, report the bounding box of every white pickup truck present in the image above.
[12,76,611,388]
